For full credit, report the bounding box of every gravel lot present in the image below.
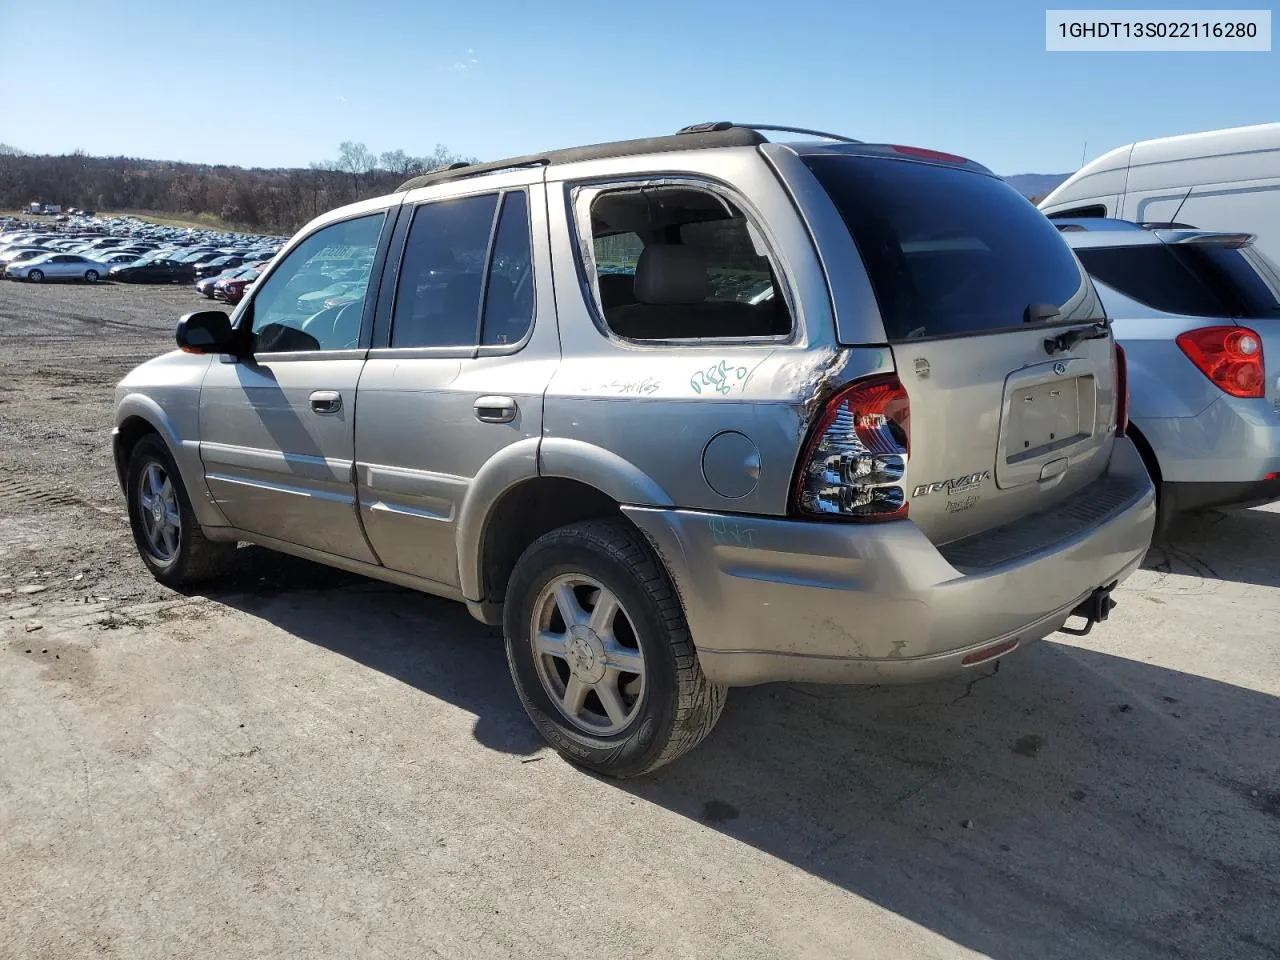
[2,280,1278,959]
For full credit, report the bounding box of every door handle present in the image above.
[309,390,343,414]
[474,396,517,424]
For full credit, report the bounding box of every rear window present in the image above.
[1075,243,1280,319]
[803,155,1098,340]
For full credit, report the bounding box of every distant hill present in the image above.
[1004,173,1071,200]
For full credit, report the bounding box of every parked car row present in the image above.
[0,214,284,285]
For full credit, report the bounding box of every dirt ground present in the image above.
[1,280,1278,959]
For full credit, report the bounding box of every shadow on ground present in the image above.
[193,526,1280,960]
[1146,506,1280,589]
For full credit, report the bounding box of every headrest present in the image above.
[633,244,707,305]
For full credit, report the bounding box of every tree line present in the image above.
[0,141,475,235]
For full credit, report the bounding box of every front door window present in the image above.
[247,213,385,352]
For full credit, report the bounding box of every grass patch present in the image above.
[101,210,250,233]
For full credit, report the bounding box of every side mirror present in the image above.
[176,310,236,354]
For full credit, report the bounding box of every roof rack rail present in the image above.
[396,126,766,193]
[396,156,550,192]
[677,121,860,144]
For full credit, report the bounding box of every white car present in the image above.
[5,252,111,283]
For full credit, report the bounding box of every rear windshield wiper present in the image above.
[1043,321,1109,356]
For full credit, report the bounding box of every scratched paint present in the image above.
[581,377,661,396]
[707,517,757,548]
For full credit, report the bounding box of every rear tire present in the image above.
[27,269,43,283]
[84,269,99,283]
[125,434,236,586]
[504,518,726,778]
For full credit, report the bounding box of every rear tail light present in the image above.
[792,374,910,521]
[1114,343,1129,437]
[1176,325,1264,399]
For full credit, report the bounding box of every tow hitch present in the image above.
[1059,582,1117,637]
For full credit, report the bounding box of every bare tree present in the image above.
[336,141,375,192]
[420,143,474,171]
[378,149,415,176]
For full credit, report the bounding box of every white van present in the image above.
[1039,123,1280,262]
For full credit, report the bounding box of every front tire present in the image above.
[504,518,726,778]
[126,434,236,586]
[27,269,43,283]
[85,269,99,283]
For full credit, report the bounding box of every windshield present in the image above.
[1074,243,1280,319]
[802,154,1100,340]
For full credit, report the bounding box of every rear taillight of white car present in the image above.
[792,374,910,521]
[1175,325,1265,399]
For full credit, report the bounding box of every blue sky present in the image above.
[1,0,1275,174]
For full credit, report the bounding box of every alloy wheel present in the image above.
[531,574,646,735]
[136,460,181,562]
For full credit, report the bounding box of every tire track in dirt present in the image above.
[0,473,116,516]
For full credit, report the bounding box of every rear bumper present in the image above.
[1134,396,1280,485]
[623,437,1156,687]
[1164,477,1280,514]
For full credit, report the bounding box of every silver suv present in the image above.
[113,124,1156,777]
[1056,218,1280,530]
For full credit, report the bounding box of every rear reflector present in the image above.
[961,638,1019,666]
[891,144,967,164]
[1265,472,1279,481]
[1176,325,1265,399]
[793,374,910,521]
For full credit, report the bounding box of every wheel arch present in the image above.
[113,394,227,529]
[457,438,675,624]
[1124,422,1162,488]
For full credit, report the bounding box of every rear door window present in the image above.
[802,155,1098,340]
[392,194,498,348]
[391,188,536,349]
[1074,244,1280,319]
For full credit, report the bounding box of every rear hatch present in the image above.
[801,151,1121,544]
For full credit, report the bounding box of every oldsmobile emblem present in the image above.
[1053,361,1068,376]
[913,470,991,498]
